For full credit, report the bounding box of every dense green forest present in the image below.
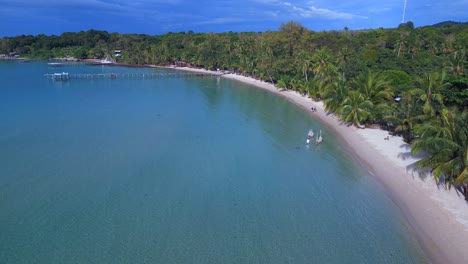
[1,21,467,199]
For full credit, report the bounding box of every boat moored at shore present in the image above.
[306,129,314,144]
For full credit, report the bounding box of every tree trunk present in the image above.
[463,185,468,201]
[266,70,274,85]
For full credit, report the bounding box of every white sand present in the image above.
[168,66,468,263]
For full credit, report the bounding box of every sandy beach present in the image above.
[168,66,468,264]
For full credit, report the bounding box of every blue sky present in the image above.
[0,0,467,37]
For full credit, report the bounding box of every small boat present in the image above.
[316,130,323,145]
[48,62,63,67]
[306,129,314,144]
[100,55,114,64]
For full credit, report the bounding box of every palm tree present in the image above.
[411,109,468,199]
[395,34,406,57]
[308,47,337,100]
[224,41,234,66]
[295,50,312,82]
[336,47,351,78]
[426,40,439,55]
[410,71,448,117]
[339,90,374,127]
[289,78,302,92]
[446,48,466,76]
[441,40,454,56]
[352,70,393,105]
[297,79,309,95]
[234,39,252,74]
[275,78,288,90]
[258,39,275,83]
[383,91,419,142]
[312,47,337,84]
[408,38,421,60]
[322,76,350,113]
[306,75,322,100]
[351,70,393,123]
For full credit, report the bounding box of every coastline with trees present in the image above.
[2,20,465,198]
[216,69,468,263]
[1,20,467,263]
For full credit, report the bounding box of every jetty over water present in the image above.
[44,71,223,80]
[49,72,70,80]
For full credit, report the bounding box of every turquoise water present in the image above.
[0,61,429,263]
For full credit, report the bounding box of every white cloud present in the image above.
[281,2,367,20]
[252,0,367,20]
[263,10,280,17]
[192,17,246,26]
[315,6,367,19]
[0,0,125,11]
[253,0,281,3]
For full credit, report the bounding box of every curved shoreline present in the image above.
[167,66,468,264]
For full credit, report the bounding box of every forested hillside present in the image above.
[1,21,467,198]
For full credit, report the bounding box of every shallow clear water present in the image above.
[0,61,429,263]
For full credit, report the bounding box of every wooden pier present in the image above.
[48,72,70,80]
[44,71,223,80]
